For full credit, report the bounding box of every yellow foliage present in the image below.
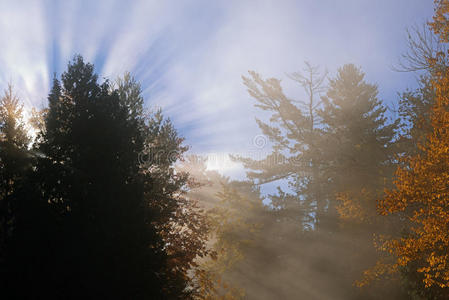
[336,188,374,223]
[356,258,399,288]
[359,3,449,289]
[430,0,449,43]
[194,184,261,299]
[366,45,449,288]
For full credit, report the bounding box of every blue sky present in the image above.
[0,0,435,178]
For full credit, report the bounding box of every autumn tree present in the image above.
[430,0,449,43]
[364,2,449,296]
[397,76,436,157]
[368,67,449,296]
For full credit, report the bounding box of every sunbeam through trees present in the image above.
[1,1,449,299]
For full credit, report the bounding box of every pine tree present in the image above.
[181,156,271,299]
[319,64,398,228]
[308,64,404,299]
[0,83,30,261]
[1,56,204,299]
[115,74,211,297]
[236,62,327,230]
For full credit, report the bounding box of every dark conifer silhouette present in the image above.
[0,84,31,264]
[0,56,207,299]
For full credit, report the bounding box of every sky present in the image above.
[0,0,435,179]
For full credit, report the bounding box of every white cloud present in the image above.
[0,1,49,107]
[0,0,435,178]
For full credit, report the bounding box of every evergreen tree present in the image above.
[236,64,405,299]
[1,56,206,299]
[115,74,210,297]
[317,64,403,299]
[237,62,328,230]
[181,156,272,299]
[319,64,398,227]
[0,84,30,262]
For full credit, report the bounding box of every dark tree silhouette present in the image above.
[0,84,31,264]
[0,56,207,299]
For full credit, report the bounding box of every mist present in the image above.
[1,1,449,299]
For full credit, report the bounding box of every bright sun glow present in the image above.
[205,152,242,174]
[0,1,443,299]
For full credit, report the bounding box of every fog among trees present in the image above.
[1,1,449,299]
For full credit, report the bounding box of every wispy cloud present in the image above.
[0,1,49,106]
[0,0,435,177]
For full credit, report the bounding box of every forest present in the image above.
[1,1,449,299]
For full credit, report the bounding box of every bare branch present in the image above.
[393,24,448,72]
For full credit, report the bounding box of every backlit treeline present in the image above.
[1,1,449,299]
[0,57,211,299]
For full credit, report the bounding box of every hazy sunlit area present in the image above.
[1,1,449,299]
